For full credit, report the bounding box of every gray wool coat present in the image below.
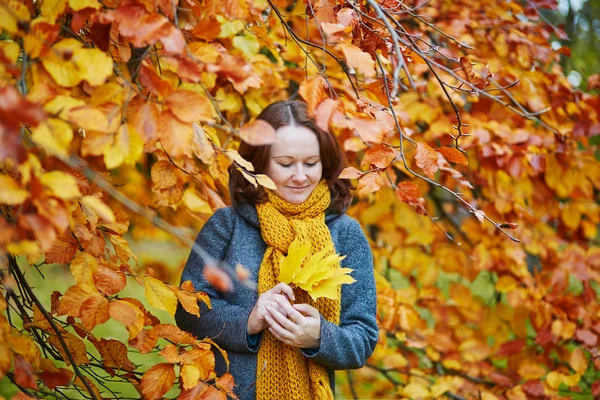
[175,202,378,399]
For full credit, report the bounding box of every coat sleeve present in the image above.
[175,208,259,354]
[301,218,379,369]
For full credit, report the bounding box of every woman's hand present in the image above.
[247,282,295,335]
[264,298,322,350]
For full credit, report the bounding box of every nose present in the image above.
[292,164,307,183]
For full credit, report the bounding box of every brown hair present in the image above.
[228,100,352,214]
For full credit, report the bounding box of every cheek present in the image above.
[265,163,288,184]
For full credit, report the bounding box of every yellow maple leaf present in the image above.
[277,238,353,301]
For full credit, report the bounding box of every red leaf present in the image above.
[38,364,73,389]
[71,8,97,32]
[361,144,397,169]
[395,181,427,214]
[498,339,525,356]
[89,22,111,53]
[436,147,468,166]
[488,372,513,387]
[522,380,545,397]
[14,355,37,390]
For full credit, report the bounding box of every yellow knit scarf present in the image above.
[255,181,340,400]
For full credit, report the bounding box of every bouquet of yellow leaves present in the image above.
[277,238,356,301]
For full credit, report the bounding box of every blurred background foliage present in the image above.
[553,0,600,90]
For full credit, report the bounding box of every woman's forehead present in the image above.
[270,125,320,157]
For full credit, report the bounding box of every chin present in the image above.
[282,191,310,205]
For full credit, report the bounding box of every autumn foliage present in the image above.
[0,0,599,398]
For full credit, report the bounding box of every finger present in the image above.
[264,314,294,340]
[268,326,290,345]
[267,305,297,333]
[272,282,295,302]
[276,297,306,324]
[270,295,291,314]
[293,303,320,318]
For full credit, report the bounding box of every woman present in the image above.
[175,100,378,399]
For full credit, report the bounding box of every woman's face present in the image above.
[265,125,322,205]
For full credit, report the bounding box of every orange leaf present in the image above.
[203,264,233,293]
[79,294,110,330]
[49,332,90,366]
[216,372,235,394]
[361,144,397,168]
[58,284,98,317]
[129,101,159,146]
[415,142,439,179]
[151,160,178,189]
[108,233,137,264]
[159,111,194,158]
[199,386,227,400]
[314,98,344,133]
[95,338,135,371]
[340,44,376,79]
[395,181,427,215]
[436,147,468,166]
[238,120,276,146]
[138,61,174,97]
[339,167,362,180]
[358,171,383,197]
[179,382,209,400]
[139,363,176,400]
[129,328,158,354]
[166,90,213,123]
[158,344,182,363]
[569,347,588,374]
[192,123,215,164]
[171,286,200,317]
[298,76,328,115]
[153,324,196,345]
[93,264,127,296]
[44,234,78,264]
[459,57,475,82]
[109,299,144,340]
[0,345,10,381]
[112,6,185,54]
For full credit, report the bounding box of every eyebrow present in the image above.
[272,155,321,160]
